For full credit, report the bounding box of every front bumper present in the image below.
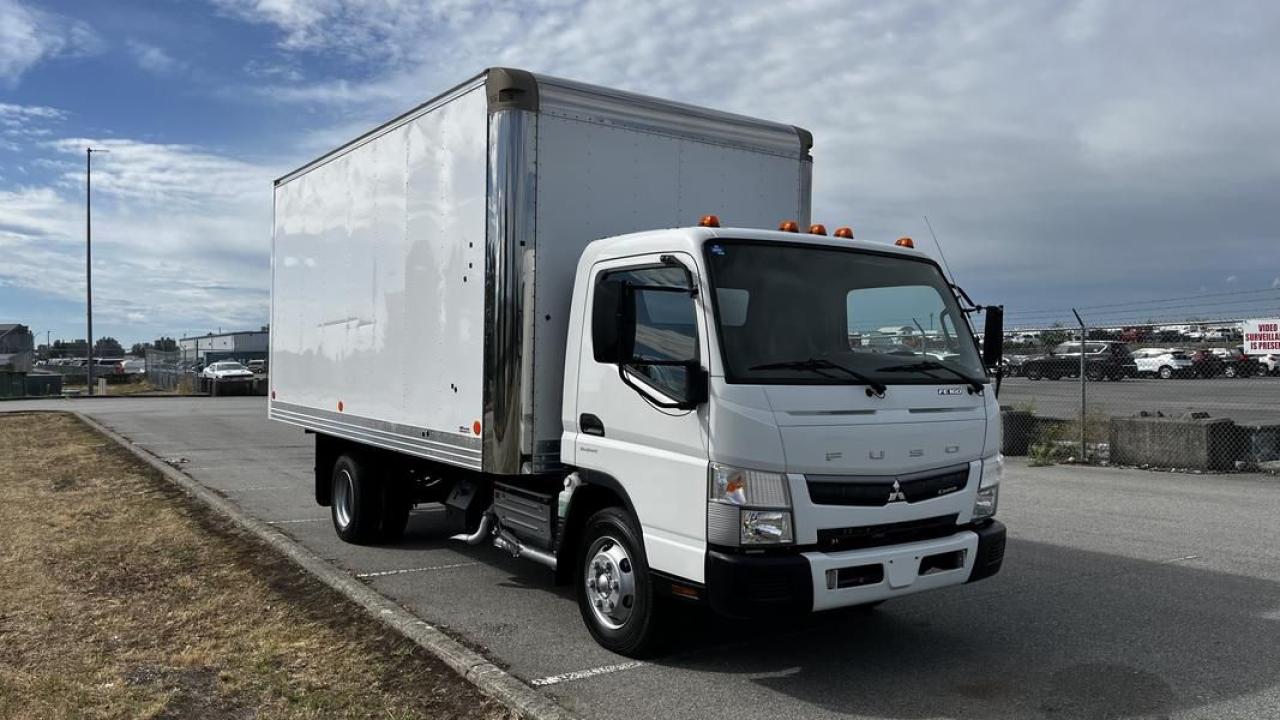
[706,521,1005,618]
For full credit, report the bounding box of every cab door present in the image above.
[572,253,710,582]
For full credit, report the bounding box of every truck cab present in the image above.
[560,224,1006,653]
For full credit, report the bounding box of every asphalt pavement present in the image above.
[999,375,1280,425]
[5,396,1280,719]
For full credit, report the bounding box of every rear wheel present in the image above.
[1158,365,1173,380]
[1224,365,1238,378]
[1026,366,1043,381]
[577,507,662,657]
[331,454,380,544]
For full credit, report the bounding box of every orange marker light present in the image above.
[698,214,721,228]
[895,237,915,248]
[834,227,854,239]
[778,220,800,233]
[472,420,482,435]
[337,400,344,412]
[808,223,827,235]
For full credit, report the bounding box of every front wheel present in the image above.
[577,507,662,657]
[1158,366,1173,380]
[1224,365,1238,378]
[1026,366,1043,381]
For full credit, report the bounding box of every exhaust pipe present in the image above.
[493,529,558,571]
[449,511,494,545]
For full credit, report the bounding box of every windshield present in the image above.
[703,240,984,384]
[216,362,247,371]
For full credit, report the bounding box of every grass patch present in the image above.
[0,412,516,720]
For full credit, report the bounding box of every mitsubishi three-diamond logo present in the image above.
[887,479,906,503]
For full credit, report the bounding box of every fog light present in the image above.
[741,510,793,545]
[973,485,998,520]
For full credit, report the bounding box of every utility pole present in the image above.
[85,147,108,394]
[1072,308,1087,462]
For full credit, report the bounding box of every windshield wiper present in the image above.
[749,357,887,395]
[876,360,986,394]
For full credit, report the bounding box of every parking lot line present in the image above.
[356,562,478,579]
[265,518,328,525]
[530,661,647,687]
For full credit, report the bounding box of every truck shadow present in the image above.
[649,539,1280,719]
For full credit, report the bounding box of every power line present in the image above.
[1006,286,1280,317]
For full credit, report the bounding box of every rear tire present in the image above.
[1224,365,1237,378]
[331,453,380,544]
[577,507,662,657]
[1026,366,1043,381]
[1158,365,1173,380]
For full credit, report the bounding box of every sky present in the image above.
[1,0,1278,346]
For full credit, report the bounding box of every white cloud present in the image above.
[0,138,281,337]
[0,0,103,87]
[1226,275,1239,284]
[127,40,186,76]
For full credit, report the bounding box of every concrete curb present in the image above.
[74,411,577,720]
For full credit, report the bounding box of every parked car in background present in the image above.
[1259,353,1280,376]
[1210,347,1262,378]
[201,361,255,380]
[1001,354,1030,377]
[1189,349,1226,378]
[120,358,146,375]
[247,359,267,374]
[1131,348,1193,379]
[1022,341,1138,381]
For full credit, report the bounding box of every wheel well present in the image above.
[555,479,633,585]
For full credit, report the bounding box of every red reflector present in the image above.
[337,400,344,412]
[472,420,482,435]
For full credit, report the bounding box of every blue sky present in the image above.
[2,0,1278,346]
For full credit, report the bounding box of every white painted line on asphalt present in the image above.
[1162,554,1202,563]
[356,562,478,579]
[265,518,328,525]
[223,485,295,492]
[530,661,647,687]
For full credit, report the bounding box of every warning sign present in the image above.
[1242,318,1280,354]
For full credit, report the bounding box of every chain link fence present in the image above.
[998,339,1280,472]
[144,349,188,391]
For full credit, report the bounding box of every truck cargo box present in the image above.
[270,67,812,475]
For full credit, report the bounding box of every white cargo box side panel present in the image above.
[531,114,806,459]
[270,85,488,469]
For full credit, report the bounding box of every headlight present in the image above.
[974,454,1002,519]
[708,464,793,546]
[709,463,790,507]
[741,510,793,545]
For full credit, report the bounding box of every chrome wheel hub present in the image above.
[585,536,635,630]
[334,468,354,529]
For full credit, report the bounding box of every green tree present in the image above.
[1040,323,1070,349]
[153,336,178,352]
[94,336,124,357]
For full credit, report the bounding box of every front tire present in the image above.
[1224,365,1237,378]
[1158,365,1173,380]
[577,507,661,657]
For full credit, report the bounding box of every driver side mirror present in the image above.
[982,305,1003,369]
[591,274,708,410]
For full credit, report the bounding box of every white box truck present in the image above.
[271,68,1007,656]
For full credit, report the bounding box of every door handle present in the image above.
[580,413,605,437]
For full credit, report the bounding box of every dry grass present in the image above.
[0,412,516,720]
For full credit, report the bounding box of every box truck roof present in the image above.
[275,67,812,187]
[581,226,931,267]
